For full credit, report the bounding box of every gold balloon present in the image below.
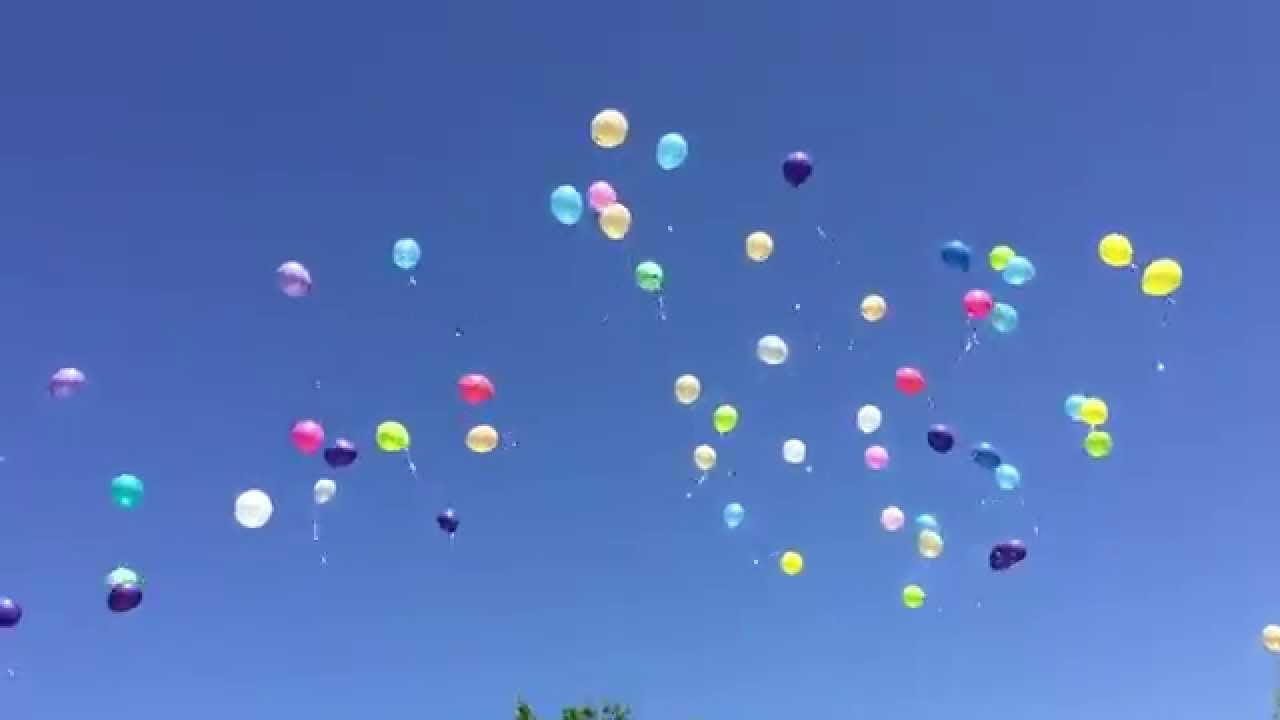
[693,444,717,472]
[745,231,774,262]
[860,294,887,323]
[1262,625,1280,654]
[917,529,944,559]
[1141,258,1183,297]
[674,374,701,405]
[465,424,499,453]
[1098,233,1134,268]
[1078,397,1109,427]
[779,550,804,576]
[590,109,629,149]
[598,202,632,241]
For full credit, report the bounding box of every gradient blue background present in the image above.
[1,1,1277,717]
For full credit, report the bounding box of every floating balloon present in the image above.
[587,181,617,211]
[1064,394,1087,421]
[674,374,701,405]
[1098,233,1134,268]
[1002,256,1035,286]
[989,302,1018,334]
[235,489,274,529]
[989,245,1015,271]
[313,478,337,505]
[105,566,141,589]
[1264,625,1280,654]
[324,439,358,469]
[971,443,1001,469]
[290,419,325,455]
[860,294,887,323]
[895,367,926,396]
[940,240,972,272]
[599,202,632,240]
[277,261,312,298]
[915,514,940,532]
[994,463,1022,491]
[723,502,745,529]
[713,404,739,434]
[782,438,807,465]
[107,584,143,614]
[856,404,882,434]
[436,508,460,536]
[918,529,944,559]
[927,425,955,454]
[694,444,717,472]
[458,373,495,405]
[1078,397,1108,426]
[902,584,926,609]
[550,185,584,225]
[111,473,144,510]
[1141,258,1182,297]
[781,152,813,187]
[880,506,905,532]
[466,424,500,453]
[989,540,1027,571]
[756,334,789,366]
[745,231,774,262]
[635,261,664,293]
[0,597,21,628]
[865,445,889,470]
[779,550,804,576]
[963,289,994,319]
[590,108,628,149]
[49,367,86,398]
[656,132,688,170]
[392,237,421,271]
[1083,430,1113,459]
[376,421,410,453]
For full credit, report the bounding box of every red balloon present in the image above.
[458,374,495,405]
[963,289,994,320]
[895,367,926,395]
[290,419,325,455]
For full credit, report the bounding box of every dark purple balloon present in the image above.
[971,442,1002,469]
[782,152,813,187]
[107,584,143,614]
[324,438,358,469]
[436,508,459,536]
[0,597,22,628]
[988,540,1027,571]
[927,425,955,454]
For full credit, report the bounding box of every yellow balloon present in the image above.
[466,424,499,454]
[375,421,410,453]
[917,529,944,559]
[902,584,926,609]
[590,108,628,149]
[779,550,804,576]
[1078,397,1109,426]
[674,374,701,405]
[693,444,717,472]
[860,294,887,323]
[745,231,774,262]
[1141,258,1182,297]
[1262,625,1280,654]
[989,245,1016,271]
[1098,233,1134,268]
[598,202,632,241]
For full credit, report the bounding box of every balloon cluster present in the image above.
[1097,232,1183,298]
[1064,393,1113,459]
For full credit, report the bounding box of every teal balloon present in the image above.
[723,502,745,529]
[549,185,584,226]
[392,238,421,271]
[1064,393,1087,421]
[1002,256,1035,286]
[110,473,144,510]
[915,513,940,532]
[989,302,1019,334]
[994,463,1022,491]
[656,132,689,170]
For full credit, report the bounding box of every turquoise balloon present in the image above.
[110,473,144,510]
[1002,256,1035,286]
[656,132,689,170]
[722,502,745,529]
[915,513,940,532]
[392,237,421,271]
[989,302,1019,334]
[994,463,1022,491]
[1064,393,1087,421]
[549,185,584,226]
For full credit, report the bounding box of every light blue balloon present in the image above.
[656,132,689,171]
[1064,393,1087,421]
[994,463,1022,491]
[549,184,584,226]
[1002,255,1035,286]
[989,302,1019,334]
[915,513,940,532]
[392,237,421,271]
[723,502,745,529]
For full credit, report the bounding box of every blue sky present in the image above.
[1,1,1278,717]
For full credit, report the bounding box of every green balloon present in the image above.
[105,566,142,589]
[634,261,664,293]
[111,473,144,510]
[713,404,739,434]
[1083,430,1113,459]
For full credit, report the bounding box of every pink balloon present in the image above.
[865,445,890,470]
[963,289,994,320]
[277,261,312,298]
[291,419,325,455]
[587,181,617,211]
[895,367,926,396]
[880,506,905,532]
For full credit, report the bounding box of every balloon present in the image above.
[458,373,496,405]
[781,152,813,187]
[1141,258,1182,297]
[466,424,500,453]
[915,514,940,532]
[436,508,460,536]
[1098,233,1134,268]
[902,584,926,609]
[105,566,143,590]
[927,425,955,454]
[971,442,1001,469]
[989,302,1018,334]
[1264,625,1280,654]
[587,181,617,211]
[860,294,887,322]
[756,334,789,365]
[694,444,717,472]
[963,289,994,319]
[895,367,926,395]
[1078,397,1108,426]
[865,445,889,470]
[313,478,337,505]
[111,474,144,510]
[392,237,421,271]
[713,404,739,434]
[989,244,1015,271]
[235,489,274,529]
[635,261,664,293]
[107,584,143,614]
[375,421,410,453]
[1002,256,1036,286]
[1063,393,1087,421]
[656,132,688,170]
[994,463,1022,491]
[0,597,21,628]
[550,185,584,225]
[745,231,774,262]
[290,419,325,455]
[723,502,745,529]
[880,506,905,532]
[1083,430,1113,459]
[782,438,807,465]
[591,109,629,149]
[674,374,701,405]
[940,240,972,272]
[918,529,944,559]
[856,404,882,434]
[779,550,804,576]
[277,261,312,298]
[49,367,86,398]
[989,540,1027,571]
[598,202,632,240]
[324,439,358,469]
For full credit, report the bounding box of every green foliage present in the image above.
[515,699,631,720]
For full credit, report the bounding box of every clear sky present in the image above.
[1,1,1278,718]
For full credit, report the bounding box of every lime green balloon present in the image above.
[713,404,739,434]
[110,473,144,510]
[376,420,410,452]
[105,566,143,589]
[902,583,926,609]
[1084,430,1113,459]
[635,261,664,293]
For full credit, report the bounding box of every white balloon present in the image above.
[856,404,883,434]
[313,478,337,505]
[235,488,274,529]
[782,438,807,465]
[756,334,789,366]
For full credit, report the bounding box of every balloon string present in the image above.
[655,294,668,321]
[403,448,421,484]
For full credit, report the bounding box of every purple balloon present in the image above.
[48,367,86,399]
[323,439,358,469]
[436,508,459,536]
[276,261,312,298]
[927,425,955,454]
[0,597,22,628]
[989,540,1027,571]
[107,584,143,613]
[782,152,813,188]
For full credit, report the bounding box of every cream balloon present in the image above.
[918,529,944,559]
[782,438,807,465]
[756,334,789,365]
[1263,625,1280,654]
[860,294,887,323]
[856,404,882,434]
[313,478,337,505]
[674,374,702,405]
[466,424,500,453]
[694,444,717,472]
[235,489,274,529]
[745,231,774,262]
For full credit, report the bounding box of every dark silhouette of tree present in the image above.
[515,699,631,720]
